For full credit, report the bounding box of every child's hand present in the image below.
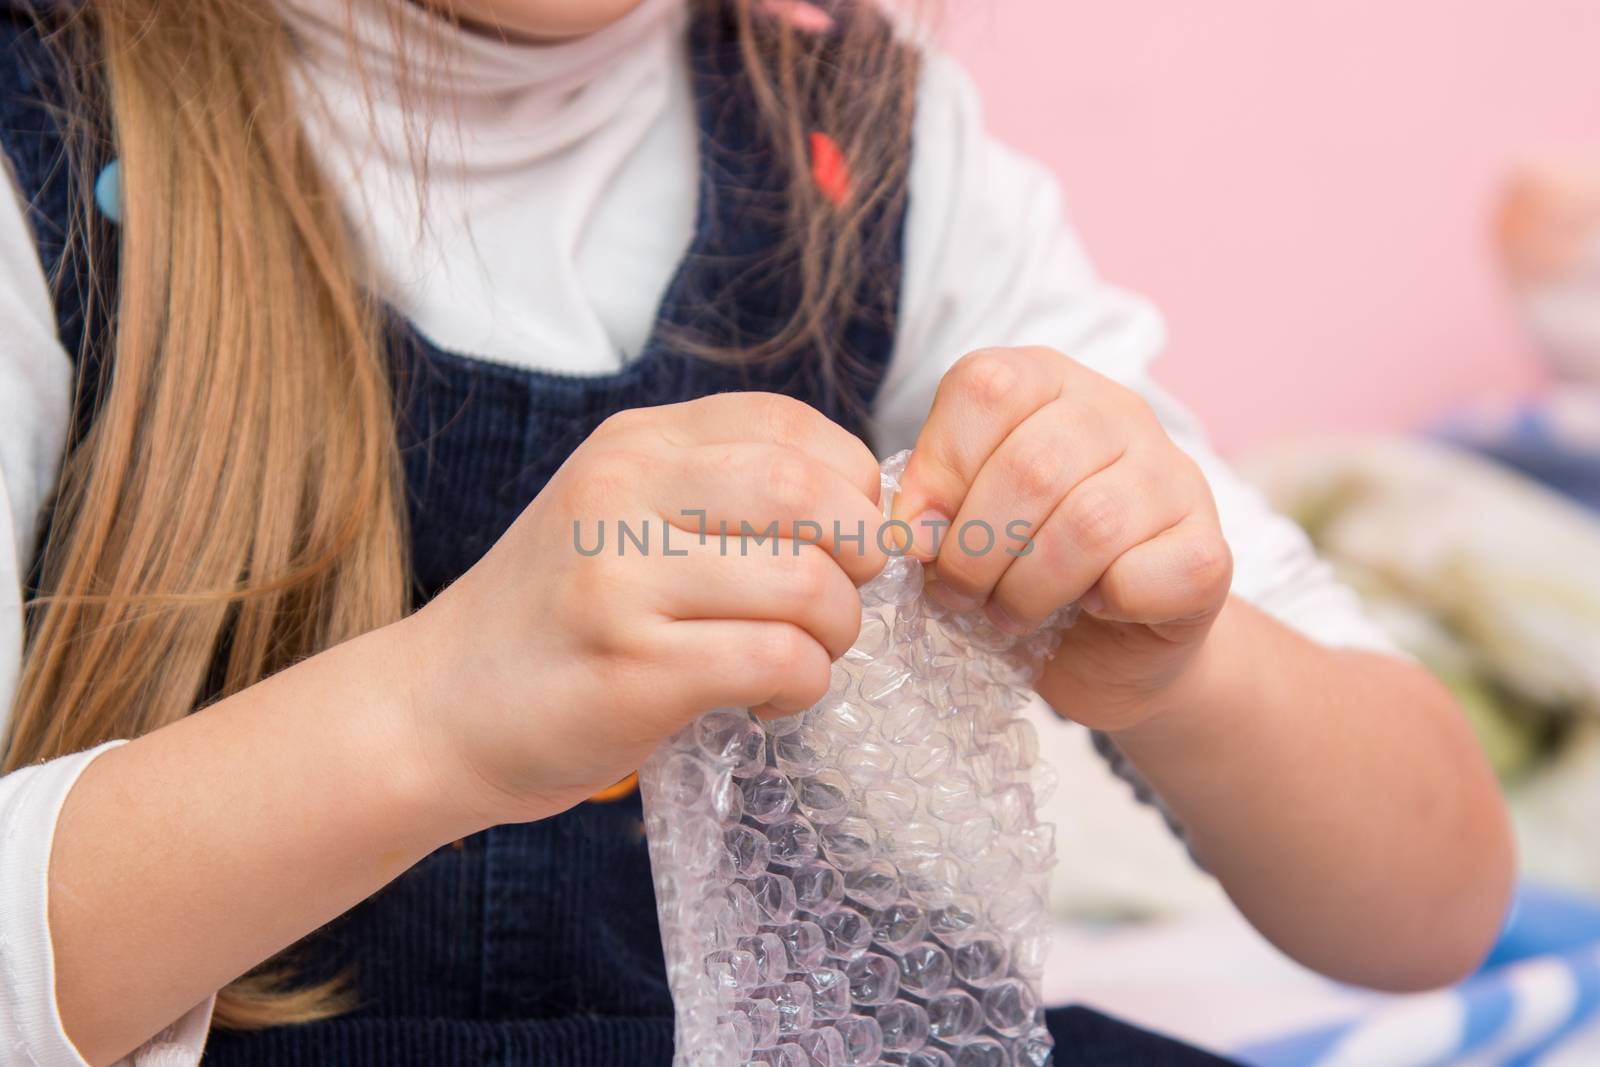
[893,346,1233,733]
[399,393,887,826]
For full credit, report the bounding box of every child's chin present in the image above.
[453,0,651,43]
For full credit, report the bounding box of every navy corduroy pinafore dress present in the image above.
[0,6,902,1064]
[1,5,1244,1065]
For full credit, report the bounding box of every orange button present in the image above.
[589,772,639,803]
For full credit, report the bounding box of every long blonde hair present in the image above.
[3,0,917,1029]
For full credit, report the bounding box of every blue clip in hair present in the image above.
[94,159,121,224]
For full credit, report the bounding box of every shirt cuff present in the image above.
[119,995,213,1067]
[0,740,134,1066]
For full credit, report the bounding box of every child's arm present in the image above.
[46,622,479,1065]
[1088,597,1512,991]
[891,345,1513,991]
[41,393,887,1064]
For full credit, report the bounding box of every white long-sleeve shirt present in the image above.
[0,0,1396,1061]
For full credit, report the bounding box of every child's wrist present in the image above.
[1102,598,1240,745]
[361,610,500,845]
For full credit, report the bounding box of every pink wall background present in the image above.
[947,1,1600,453]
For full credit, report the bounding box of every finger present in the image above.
[1083,517,1232,628]
[662,619,834,715]
[985,453,1192,632]
[644,392,883,507]
[928,395,1124,611]
[654,539,863,661]
[655,442,889,585]
[891,348,1067,557]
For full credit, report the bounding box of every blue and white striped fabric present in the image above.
[1433,387,1600,515]
[1236,886,1600,1067]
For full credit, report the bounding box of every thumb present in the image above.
[890,441,970,561]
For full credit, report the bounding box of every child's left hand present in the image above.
[893,345,1233,732]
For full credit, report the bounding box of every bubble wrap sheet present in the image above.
[640,452,1067,1067]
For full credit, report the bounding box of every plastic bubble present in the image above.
[703,949,756,998]
[747,873,797,925]
[876,1001,930,1052]
[926,990,983,1042]
[885,822,943,867]
[723,825,771,879]
[804,966,852,1021]
[749,1043,807,1067]
[798,1025,847,1067]
[792,861,845,915]
[765,814,820,867]
[904,734,956,783]
[675,816,723,876]
[899,857,963,909]
[1029,760,1060,809]
[818,907,873,960]
[981,978,1039,1037]
[660,753,711,808]
[951,938,1010,987]
[836,740,898,785]
[859,659,911,706]
[737,933,789,985]
[843,953,900,1006]
[871,902,928,954]
[818,817,878,871]
[777,920,827,971]
[773,731,826,778]
[641,453,1063,1066]
[1008,823,1055,874]
[926,775,982,822]
[1012,931,1052,978]
[860,782,917,825]
[812,696,872,738]
[709,771,745,822]
[842,860,900,911]
[926,900,983,947]
[846,615,891,661]
[795,771,854,825]
[723,1011,755,1059]
[740,770,797,824]
[697,710,766,776]
[732,998,780,1049]
[967,848,1020,894]
[987,886,1046,937]
[835,1013,883,1065]
[1016,1025,1054,1067]
[723,882,762,935]
[763,709,806,737]
[752,981,813,1035]
[953,1038,1010,1067]
[948,815,998,864]
[895,942,952,997]
[878,700,939,746]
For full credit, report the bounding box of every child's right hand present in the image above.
[394,393,888,828]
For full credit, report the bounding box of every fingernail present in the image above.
[928,580,979,613]
[908,509,949,559]
[888,522,911,554]
[985,601,1033,635]
[1080,588,1105,615]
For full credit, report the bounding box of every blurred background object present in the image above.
[1501,158,1600,383]
[946,2,1600,1063]
[948,0,1600,452]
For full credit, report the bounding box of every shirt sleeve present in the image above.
[1,742,118,1066]
[0,155,213,1067]
[883,50,1402,844]
[0,152,73,722]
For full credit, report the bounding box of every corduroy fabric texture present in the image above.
[2,5,1239,1064]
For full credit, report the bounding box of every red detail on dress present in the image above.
[809,131,851,207]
